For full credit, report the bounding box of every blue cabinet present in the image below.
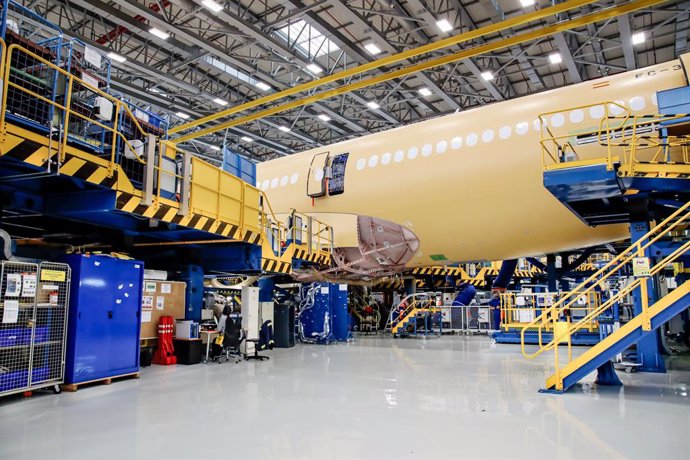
[63,255,144,384]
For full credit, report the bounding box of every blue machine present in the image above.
[63,254,144,384]
[299,283,350,344]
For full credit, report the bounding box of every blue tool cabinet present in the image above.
[63,255,144,384]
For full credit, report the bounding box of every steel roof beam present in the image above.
[553,32,583,83]
[617,13,637,70]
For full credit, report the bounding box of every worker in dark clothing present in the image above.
[489,291,502,330]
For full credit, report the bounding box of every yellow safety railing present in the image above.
[540,101,690,175]
[259,191,334,259]
[521,200,690,389]
[1,44,151,168]
[501,291,600,332]
[0,38,6,136]
[540,101,631,171]
[387,292,440,333]
[0,41,331,258]
[607,113,690,177]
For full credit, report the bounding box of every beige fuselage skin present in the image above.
[257,59,687,266]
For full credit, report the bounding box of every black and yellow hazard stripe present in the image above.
[2,125,264,245]
[261,258,291,274]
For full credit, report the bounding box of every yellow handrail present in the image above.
[540,101,631,171]
[521,199,690,358]
[259,191,334,257]
[2,44,152,165]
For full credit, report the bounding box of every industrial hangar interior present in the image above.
[0,0,689,458]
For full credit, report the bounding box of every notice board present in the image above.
[140,280,187,339]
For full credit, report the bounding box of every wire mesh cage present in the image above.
[0,260,70,397]
[2,0,63,133]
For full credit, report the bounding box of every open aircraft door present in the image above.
[306,152,330,198]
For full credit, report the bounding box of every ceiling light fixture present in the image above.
[306,63,323,74]
[149,27,170,40]
[278,126,291,133]
[255,81,271,91]
[519,0,535,7]
[436,19,453,33]
[481,71,494,81]
[548,53,563,64]
[241,136,253,142]
[318,114,331,122]
[201,0,223,13]
[364,43,382,55]
[418,87,432,97]
[366,101,380,109]
[175,112,190,119]
[107,52,126,63]
[632,31,646,45]
[212,97,228,106]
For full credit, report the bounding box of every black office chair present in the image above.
[213,314,244,364]
[245,320,274,361]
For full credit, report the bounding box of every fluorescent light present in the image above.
[364,43,382,55]
[175,112,190,119]
[436,19,453,33]
[278,126,291,133]
[548,53,563,64]
[632,31,646,45]
[255,81,271,91]
[241,136,253,142]
[318,114,331,122]
[212,97,228,106]
[149,27,170,40]
[201,0,223,13]
[209,145,221,151]
[306,63,323,74]
[366,101,380,110]
[107,52,126,63]
[519,0,535,6]
[481,71,494,81]
[149,87,161,93]
[418,87,432,97]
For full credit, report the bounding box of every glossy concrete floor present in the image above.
[1,335,690,459]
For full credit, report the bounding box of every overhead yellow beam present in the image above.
[173,0,667,144]
[170,0,604,137]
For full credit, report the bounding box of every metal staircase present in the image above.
[521,200,690,392]
[386,293,440,335]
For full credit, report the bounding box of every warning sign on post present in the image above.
[633,257,651,277]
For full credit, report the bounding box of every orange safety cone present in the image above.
[152,316,177,365]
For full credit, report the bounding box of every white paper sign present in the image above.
[21,274,36,297]
[5,274,21,297]
[161,283,171,294]
[81,71,99,89]
[144,282,157,293]
[142,295,153,311]
[141,311,152,323]
[155,296,165,311]
[2,299,19,323]
[321,286,329,295]
[84,45,102,68]
[339,284,347,291]
[42,284,59,291]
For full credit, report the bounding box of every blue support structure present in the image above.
[176,265,204,322]
[629,221,666,373]
[258,277,274,303]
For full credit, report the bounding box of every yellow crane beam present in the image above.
[169,0,604,137]
[173,0,667,144]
